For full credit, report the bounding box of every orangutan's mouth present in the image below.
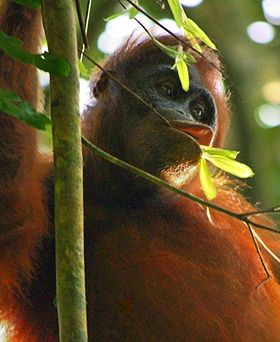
[170,120,214,146]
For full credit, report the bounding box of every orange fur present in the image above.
[1,2,280,341]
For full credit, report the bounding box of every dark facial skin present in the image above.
[133,64,216,126]
[85,57,218,205]
[118,62,217,177]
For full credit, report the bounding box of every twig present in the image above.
[245,222,271,287]
[253,229,280,264]
[81,136,280,235]
[242,206,280,217]
[80,0,92,61]
[243,218,280,234]
[75,0,89,50]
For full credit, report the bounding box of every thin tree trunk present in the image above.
[42,1,87,341]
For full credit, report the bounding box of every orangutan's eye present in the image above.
[190,97,207,120]
[158,81,176,98]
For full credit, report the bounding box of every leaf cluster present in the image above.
[199,146,254,200]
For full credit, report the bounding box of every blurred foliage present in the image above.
[77,0,280,208]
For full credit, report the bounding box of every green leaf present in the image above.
[33,52,70,77]
[175,54,189,91]
[0,30,33,63]
[128,6,138,19]
[183,18,217,50]
[167,0,186,27]
[104,10,126,21]
[199,158,217,200]
[183,52,196,64]
[152,40,196,92]
[152,39,195,92]
[153,38,195,66]
[0,31,70,77]
[201,145,239,159]
[78,60,91,80]
[152,38,178,59]
[203,153,255,178]
[167,0,216,51]
[0,89,51,130]
[182,29,203,53]
[12,0,41,8]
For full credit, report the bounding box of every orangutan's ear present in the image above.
[93,70,113,98]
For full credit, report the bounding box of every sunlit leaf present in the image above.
[152,38,178,59]
[182,29,203,53]
[104,10,126,22]
[153,39,195,92]
[0,89,51,130]
[12,0,41,8]
[199,158,217,200]
[152,37,196,65]
[128,6,138,19]
[167,0,216,51]
[78,60,91,80]
[201,145,239,159]
[183,18,217,50]
[203,153,255,178]
[183,52,196,64]
[167,0,186,27]
[175,53,189,91]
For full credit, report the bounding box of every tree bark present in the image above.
[42,1,87,341]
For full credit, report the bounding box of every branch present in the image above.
[81,136,280,235]
[242,206,280,217]
[42,1,87,341]
[79,0,92,60]
[246,222,271,284]
[75,0,89,49]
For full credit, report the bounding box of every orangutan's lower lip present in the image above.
[170,120,214,146]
